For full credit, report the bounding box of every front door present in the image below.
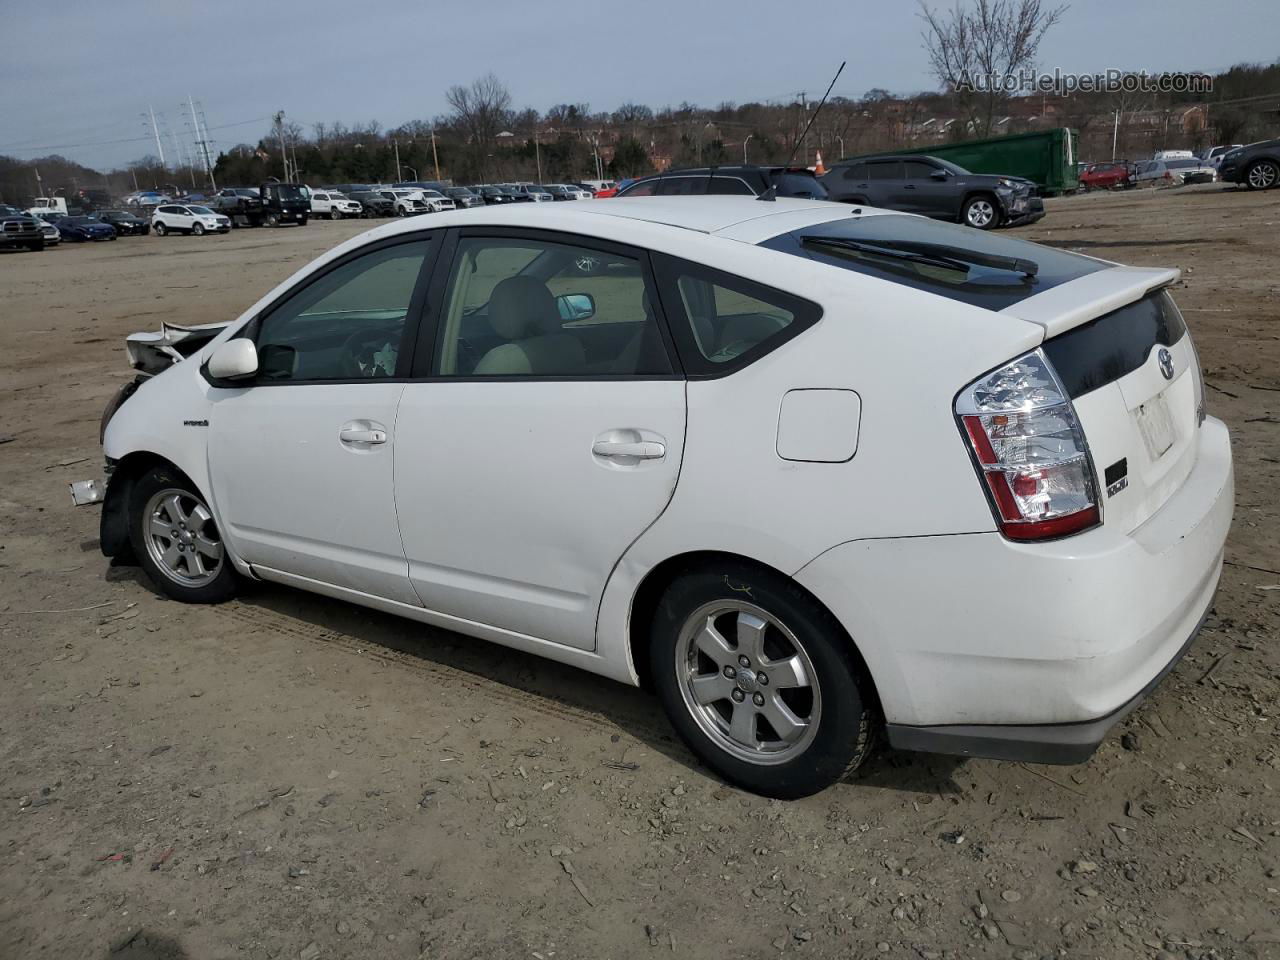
[207,235,436,605]
[395,230,686,650]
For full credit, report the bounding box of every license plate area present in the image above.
[1136,392,1176,460]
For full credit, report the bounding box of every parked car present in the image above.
[541,184,575,201]
[617,165,828,201]
[594,179,633,198]
[151,204,231,236]
[417,189,457,213]
[472,185,515,205]
[377,189,430,217]
[95,210,151,236]
[125,191,170,208]
[508,183,554,202]
[1201,144,1244,170]
[1077,161,1133,191]
[309,190,363,220]
[1152,150,1195,161]
[56,215,118,242]
[822,155,1043,229]
[37,218,61,245]
[1132,158,1218,186]
[0,205,44,251]
[350,191,396,217]
[580,179,615,193]
[1217,139,1280,191]
[444,187,485,209]
[85,196,1232,798]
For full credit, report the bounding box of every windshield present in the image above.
[187,206,214,215]
[275,185,306,199]
[65,216,97,225]
[761,213,1105,311]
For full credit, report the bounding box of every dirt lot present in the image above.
[2,188,1278,960]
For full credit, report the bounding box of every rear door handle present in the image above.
[340,421,388,445]
[592,440,665,460]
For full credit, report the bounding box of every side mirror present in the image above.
[556,292,596,322]
[207,338,259,380]
[930,170,949,180]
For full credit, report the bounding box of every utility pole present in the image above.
[148,105,166,168]
[799,91,808,165]
[1112,109,1120,160]
[274,111,290,181]
[430,128,440,181]
[394,138,401,182]
[534,128,542,184]
[743,134,753,163]
[188,95,217,190]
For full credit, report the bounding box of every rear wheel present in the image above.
[128,466,237,604]
[962,194,1000,229]
[649,563,875,798]
[1246,159,1279,190]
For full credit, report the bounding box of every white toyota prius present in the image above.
[81,196,1233,798]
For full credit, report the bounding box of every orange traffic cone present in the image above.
[814,151,826,175]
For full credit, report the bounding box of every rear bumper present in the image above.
[795,416,1233,761]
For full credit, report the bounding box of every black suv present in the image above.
[349,191,396,217]
[615,165,828,200]
[0,204,44,252]
[95,209,151,236]
[822,155,1044,230]
[1218,139,1280,190]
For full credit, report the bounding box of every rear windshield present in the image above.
[759,213,1105,311]
[773,172,828,199]
[1043,289,1186,398]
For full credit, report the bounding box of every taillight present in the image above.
[956,349,1100,541]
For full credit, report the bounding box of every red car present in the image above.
[1079,161,1133,191]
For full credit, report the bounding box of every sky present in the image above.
[3,0,1278,171]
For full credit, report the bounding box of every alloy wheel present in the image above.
[142,488,224,588]
[675,600,822,765]
[966,199,995,227]
[1248,161,1278,189]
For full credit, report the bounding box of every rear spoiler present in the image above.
[125,321,229,376]
[1000,265,1180,339]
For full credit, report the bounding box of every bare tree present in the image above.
[446,73,512,147]
[919,0,1067,136]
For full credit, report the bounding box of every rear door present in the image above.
[394,228,686,650]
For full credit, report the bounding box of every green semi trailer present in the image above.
[854,127,1079,196]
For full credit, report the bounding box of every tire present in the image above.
[1246,159,1279,191]
[192,223,205,236]
[962,194,1000,229]
[397,206,408,217]
[330,208,341,220]
[265,213,280,227]
[154,222,166,237]
[25,240,44,252]
[127,465,237,604]
[649,562,875,799]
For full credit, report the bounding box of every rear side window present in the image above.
[620,178,659,197]
[773,172,828,199]
[841,163,869,180]
[654,255,820,376]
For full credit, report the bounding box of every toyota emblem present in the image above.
[1157,347,1174,380]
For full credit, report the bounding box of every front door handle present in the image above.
[340,421,388,445]
[592,439,665,460]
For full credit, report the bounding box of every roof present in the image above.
[489,196,888,239]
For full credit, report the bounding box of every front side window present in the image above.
[433,236,672,378]
[841,162,869,180]
[659,176,709,196]
[901,160,938,179]
[868,161,902,180]
[654,256,819,374]
[707,177,754,196]
[253,239,432,382]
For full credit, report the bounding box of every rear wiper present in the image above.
[802,236,1039,278]
[800,236,974,275]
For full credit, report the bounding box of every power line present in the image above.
[0,116,271,156]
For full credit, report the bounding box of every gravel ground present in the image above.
[1,186,1278,960]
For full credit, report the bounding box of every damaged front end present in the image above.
[71,320,228,509]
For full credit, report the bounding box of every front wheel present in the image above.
[1246,159,1279,190]
[265,213,280,227]
[192,223,205,236]
[962,195,1000,229]
[330,208,341,220]
[154,222,166,237]
[650,564,875,798]
[128,466,237,604]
